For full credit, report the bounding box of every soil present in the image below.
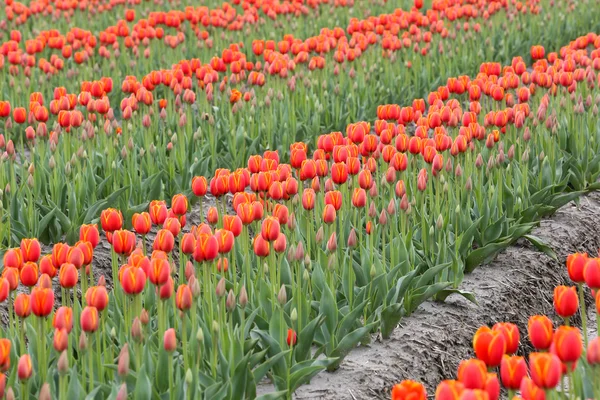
[291,192,600,400]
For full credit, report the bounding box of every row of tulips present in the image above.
[391,251,600,400]
[2,0,600,248]
[1,29,600,397]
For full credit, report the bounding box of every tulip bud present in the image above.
[196,328,204,343]
[79,332,88,351]
[465,176,473,192]
[226,290,236,311]
[277,284,287,305]
[6,388,14,400]
[303,268,310,282]
[118,344,130,378]
[436,214,444,230]
[327,232,337,252]
[185,368,193,384]
[315,227,324,243]
[216,277,226,298]
[304,254,311,267]
[58,351,69,375]
[164,328,176,352]
[140,309,149,325]
[295,242,304,261]
[347,229,357,248]
[239,285,248,309]
[116,384,128,400]
[212,320,220,334]
[370,265,376,278]
[131,317,143,343]
[291,308,298,322]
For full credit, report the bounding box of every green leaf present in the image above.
[319,284,337,336]
[523,234,558,261]
[380,303,404,339]
[435,289,478,304]
[255,390,288,400]
[295,315,324,363]
[252,350,289,385]
[134,366,152,400]
[67,368,83,400]
[289,358,336,391]
[464,238,512,273]
[36,207,57,236]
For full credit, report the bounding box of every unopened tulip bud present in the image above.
[216,277,226,298]
[303,268,310,282]
[436,214,444,230]
[212,320,219,334]
[295,242,304,261]
[429,225,435,237]
[328,254,336,271]
[475,154,483,168]
[465,176,473,192]
[27,174,34,188]
[368,202,377,218]
[39,383,51,400]
[185,368,193,384]
[190,278,201,297]
[304,255,311,267]
[79,332,88,351]
[370,265,376,278]
[263,263,269,275]
[196,328,204,343]
[277,285,287,305]
[58,351,69,375]
[387,199,396,216]
[327,232,337,252]
[116,384,128,400]
[315,227,324,243]
[239,285,248,309]
[226,290,236,311]
[6,388,14,400]
[347,229,357,248]
[131,317,143,343]
[291,308,298,322]
[118,344,130,377]
[379,210,387,225]
[140,309,149,325]
[455,164,463,177]
[110,327,117,338]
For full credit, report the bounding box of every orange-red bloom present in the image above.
[500,355,527,390]
[14,293,31,318]
[171,194,188,216]
[31,287,54,317]
[435,380,464,400]
[19,262,38,287]
[261,217,281,242]
[86,286,109,312]
[80,224,100,248]
[391,380,426,400]
[149,200,168,225]
[112,230,136,255]
[552,326,582,364]
[527,315,553,350]
[153,229,175,253]
[3,248,22,269]
[53,328,69,352]
[132,212,152,235]
[566,252,588,283]
[80,306,99,333]
[20,238,41,262]
[17,354,32,381]
[553,286,578,318]
[192,176,208,196]
[492,323,520,354]
[457,359,487,390]
[193,233,219,262]
[0,339,11,372]
[53,306,73,333]
[59,263,79,289]
[120,266,147,295]
[529,353,562,389]
[176,284,193,311]
[519,377,546,400]
[164,328,176,352]
[472,326,506,367]
[584,257,600,288]
[100,208,123,232]
[148,258,170,286]
[587,337,600,365]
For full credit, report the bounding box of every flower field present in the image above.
[1,0,600,398]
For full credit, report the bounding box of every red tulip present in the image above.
[552,326,582,364]
[500,355,527,390]
[322,204,336,224]
[587,337,600,365]
[0,339,10,372]
[286,328,297,347]
[176,284,193,311]
[19,262,38,287]
[153,229,175,253]
[472,326,506,367]
[20,238,41,262]
[86,286,109,311]
[53,306,73,333]
[492,322,520,354]
[0,279,8,303]
[80,224,100,248]
[14,293,31,318]
[148,258,170,286]
[457,359,487,390]
[2,267,19,291]
[120,266,146,295]
[112,230,136,255]
[149,200,168,225]
[193,233,219,262]
[67,246,85,268]
[39,255,57,278]
[584,257,600,288]
[164,328,176,352]
[100,208,123,232]
[566,252,588,283]
[207,206,219,225]
[59,263,79,289]
[132,212,152,235]
[529,352,562,389]
[435,380,464,400]
[17,354,32,381]
[261,217,280,242]
[53,328,69,352]
[171,194,188,216]
[553,286,578,318]
[191,176,208,196]
[253,235,270,257]
[519,377,546,400]
[528,315,553,350]
[3,248,22,269]
[13,107,26,124]
[223,215,243,237]
[81,306,99,333]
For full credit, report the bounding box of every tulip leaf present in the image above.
[328,323,375,370]
[252,349,289,385]
[415,262,451,289]
[268,309,284,347]
[319,283,337,335]
[231,354,251,400]
[523,234,558,261]
[255,390,288,400]
[36,207,57,237]
[380,303,405,339]
[406,282,451,315]
[295,314,324,363]
[337,299,368,341]
[464,238,513,273]
[67,368,83,400]
[84,386,103,400]
[289,357,337,391]
[458,216,482,256]
[134,365,152,400]
[435,289,477,304]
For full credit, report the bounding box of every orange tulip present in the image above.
[148,258,170,286]
[519,377,546,400]
[20,238,41,262]
[584,257,600,288]
[100,208,123,232]
[31,287,54,317]
[164,328,176,352]
[0,339,11,372]
[529,353,562,389]
[0,279,8,303]
[53,328,69,352]
[552,326,582,364]
[76,241,94,266]
[527,315,553,350]
[473,326,506,367]
[261,217,280,242]
[193,233,219,262]
[391,380,426,400]
[322,204,336,224]
[253,235,270,258]
[229,89,242,104]
[153,229,175,253]
[171,194,188,216]
[13,107,26,124]
[2,267,18,291]
[223,215,243,237]
[3,248,22,269]
[149,200,168,225]
[207,206,219,225]
[191,176,208,196]
[80,306,99,333]
[67,246,85,269]
[491,323,520,354]
[553,286,578,318]
[302,188,316,210]
[458,389,489,400]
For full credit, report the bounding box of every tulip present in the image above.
[79,225,100,248]
[159,276,174,300]
[31,287,53,317]
[193,233,219,262]
[500,355,527,390]
[273,233,287,253]
[67,246,85,269]
[53,328,69,352]
[207,207,219,225]
[81,306,99,333]
[132,212,152,235]
[472,326,506,367]
[584,257,600,288]
[100,208,123,232]
[164,328,176,352]
[118,344,130,378]
[120,266,146,295]
[0,339,11,372]
[566,252,588,283]
[261,217,281,242]
[20,238,40,263]
[435,380,464,400]
[519,377,545,400]
[491,323,520,354]
[553,286,578,318]
[59,263,79,289]
[322,204,336,224]
[176,284,193,311]
[529,353,562,389]
[286,328,297,347]
[148,258,170,286]
[552,326,582,363]
[253,235,270,257]
[149,201,168,225]
[457,359,487,389]
[17,354,32,381]
[113,230,136,255]
[192,176,208,196]
[2,268,18,291]
[171,194,188,215]
[391,380,426,400]
[14,293,31,319]
[53,306,73,333]
[0,279,8,303]
[3,248,22,269]
[527,315,553,350]
[85,286,109,312]
[458,389,489,400]
[587,337,600,364]
[19,262,38,287]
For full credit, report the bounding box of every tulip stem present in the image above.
[38,317,46,383]
[168,355,174,400]
[578,284,588,348]
[88,344,94,392]
[21,381,29,400]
